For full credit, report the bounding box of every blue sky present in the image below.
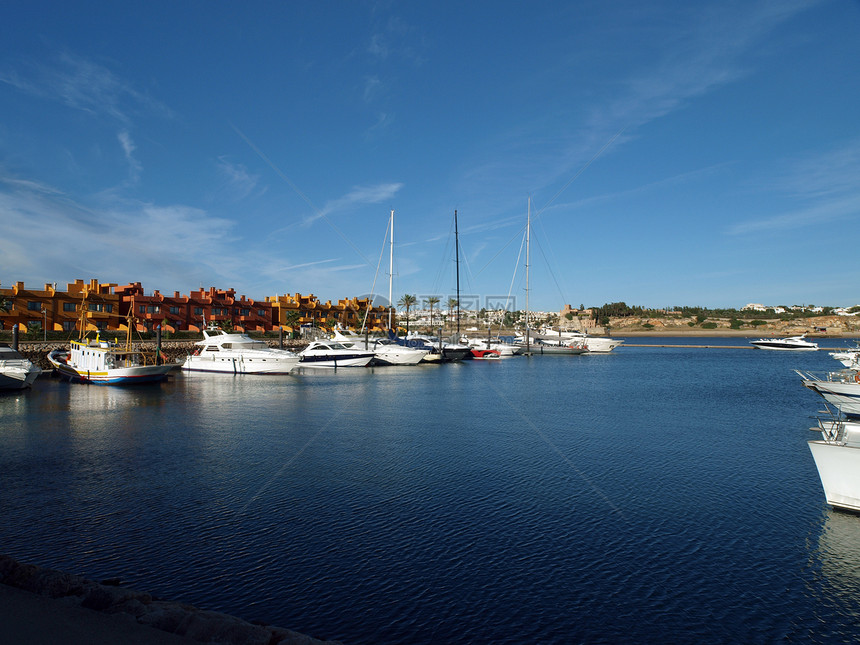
[1,1,859,312]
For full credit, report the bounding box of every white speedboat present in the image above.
[181,324,300,374]
[750,334,818,351]
[797,369,860,417]
[405,334,472,362]
[523,328,623,353]
[830,344,860,369]
[461,336,523,357]
[0,345,41,390]
[298,341,375,368]
[808,417,860,512]
[470,348,501,360]
[331,329,428,366]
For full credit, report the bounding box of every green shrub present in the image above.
[701,322,718,329]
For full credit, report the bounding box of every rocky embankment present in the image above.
[598,314,860,337]
[0,554,340,645]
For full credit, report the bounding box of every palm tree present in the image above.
[448,297,459,332]
[427,296,440,331]
[398,294,417,335]
[283,310,301,338]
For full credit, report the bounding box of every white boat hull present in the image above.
[372,347,428,366]
[50,360,171,384]
[298,355,374,368]
[751,335,818,351]
[583,337,624,353]
[801,376,860,416]
[48,348,171,385]
[0,347,41,390]
[809,440,860,511]
[181,353,299,374]
[0,366,41,390]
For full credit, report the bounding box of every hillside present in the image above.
[598,314,860,337]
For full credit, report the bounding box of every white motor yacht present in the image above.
[298,341,375,368]
[526,327,624,353]
[331,329,428,366]
[0,345,41,390]
[750,334,818,351]
[181,324,300,374]
[460,336,522,357]
[830,344,860,368]
[797,369,860,417]
[808,417,860,512]
[405,333,472,362]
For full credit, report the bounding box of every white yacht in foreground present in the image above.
[181,324,300,374]
[808,417,860,512]
[0,345,41,390]
[796,369,860,417]
[750,334,818,351]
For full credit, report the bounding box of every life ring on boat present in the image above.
[193,349,200,356]
[854,371,860,383]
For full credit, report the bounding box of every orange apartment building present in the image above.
[1,279,394,335]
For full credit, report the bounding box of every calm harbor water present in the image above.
[3,338,860,643]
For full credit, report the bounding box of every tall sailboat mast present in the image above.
[388,209,394,331]
[454,209,460,336]
[526,198,531,353]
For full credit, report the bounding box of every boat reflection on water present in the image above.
[816,509,860,599]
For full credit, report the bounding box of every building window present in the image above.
[257,309,266,317]
[146,305,160,314]
[194,307,203,315]
[139,305,146,314]
[28,301,41,311]
[169,306,180,315]
[62,321,76,331]
[63,302,76,312]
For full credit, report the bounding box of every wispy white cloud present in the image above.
[589,1,818,133]
[303,182,403,226]
[726,195,860,236]
[117,130,141,183]
[363,76,382,102]
[727,139,860,235]
[0,51,173,124]
[0,174,236,290]
[216,157,262,200]
[368,34,389,60]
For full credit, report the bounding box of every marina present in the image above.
[2,338,858,643]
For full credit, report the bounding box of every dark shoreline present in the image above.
[0,554,340,645]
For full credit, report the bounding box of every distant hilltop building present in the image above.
[0,278,392,334]
[742,303,828,314]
